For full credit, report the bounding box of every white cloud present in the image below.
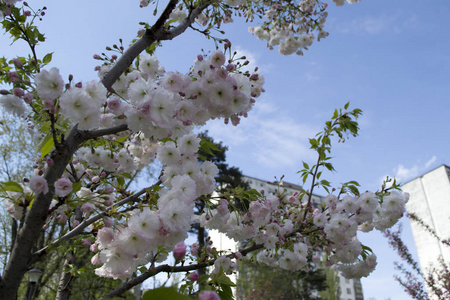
[425,155,437,168]
[394,164,419,182]
[202,98,318,169]
[381,155,439,185]
[334,11,418,35]
[233,45,259,73]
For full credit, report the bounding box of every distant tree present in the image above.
[192,131,250,276]
[236,258,327,300]
[318,262,340,300]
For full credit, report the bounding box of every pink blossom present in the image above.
[34,68,64,100]
[54,177,73,197]
[81,202,95,214]
[29,176,49,195]
[103,218,113,228]
[190,243,199,256]
[199,291,220,300]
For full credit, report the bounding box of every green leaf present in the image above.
[344,102,350,110]
[142,287,191,300]
[362,245,373,253]
[197,274,210,284]
[332,109,338,119]
[219,283,234,300]
[216,275,236,287]
[199,138,219,157]
[43,52,53,64]
[302,162,309,170]
[117,176,125,187]
[320,179,331,187]
[116,135,129,143]
[72,181,82,193]
[36,134,55,159]
[0,181,23,193]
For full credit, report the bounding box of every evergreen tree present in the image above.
[192,131,250,277]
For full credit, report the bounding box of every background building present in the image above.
[401,165,450,282]
[209,175,364,300]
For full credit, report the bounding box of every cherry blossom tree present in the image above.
[0,0,409,299]
[384,214,450,300]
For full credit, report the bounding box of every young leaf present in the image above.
[0,181,24,193]
[36,134,55,159]
[42,52,53,64]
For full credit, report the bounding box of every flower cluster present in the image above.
[199,189,408,279]
[91,134,220,279]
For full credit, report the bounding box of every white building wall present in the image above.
[402,165,450,282]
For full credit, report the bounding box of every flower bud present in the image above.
[23,93,34,103]
[173,242,187,260]
[82,238,92,247]
[188,273,199,281]
[13,58,23,68]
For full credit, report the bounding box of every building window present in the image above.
[347,288,352,294]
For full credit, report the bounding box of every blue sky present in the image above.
[2,0,449,299]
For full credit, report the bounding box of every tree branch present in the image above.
[100,0,211,90]
[102,240,265,298]
[100,0,180,89]
[33,179,161,259]
[0,124,129,299]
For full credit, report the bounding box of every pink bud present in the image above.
[89,243,98,252]
[23,92,34,103]
[91,253,101,265]
[188,273,199,281]
[250,73,259,81]
[82,238,92,247]
[46,158,54,166]
[13,88,24,97]
[57,215,68,224]
[13,58,23,68]
[173,242,187,260]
